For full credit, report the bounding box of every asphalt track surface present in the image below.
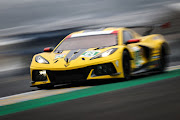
[1,75,180,120]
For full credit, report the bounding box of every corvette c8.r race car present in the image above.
[30,25,170,89]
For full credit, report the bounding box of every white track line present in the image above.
[0,87,90,106]
[167,65,180,71]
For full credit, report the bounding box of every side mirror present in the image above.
[43,47,54,52]
[125,39,140,45]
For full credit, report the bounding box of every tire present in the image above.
[122,50,131,80]
[37,84,54,89]
[157,45,168,73]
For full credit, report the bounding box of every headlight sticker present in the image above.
[81,51,100,57]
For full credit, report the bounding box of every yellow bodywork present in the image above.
[30,27,168,86]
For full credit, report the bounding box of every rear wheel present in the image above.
[157,45,168,73]
[122,50,131,80]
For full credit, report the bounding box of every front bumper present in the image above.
[30,60,123,86]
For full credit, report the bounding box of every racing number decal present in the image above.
[81,51,100,57]
[55,54,66,59]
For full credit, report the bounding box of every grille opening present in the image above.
[47,67,91,84]
[92,63,116,76]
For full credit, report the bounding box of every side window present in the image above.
[123,31,133,44]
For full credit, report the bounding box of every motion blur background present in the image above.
[0,0,180,80]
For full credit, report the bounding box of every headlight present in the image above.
[91,48,117,60]
[35,56,49,64]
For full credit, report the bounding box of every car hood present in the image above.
[32,46,119,70]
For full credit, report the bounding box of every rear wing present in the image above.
[127,22,171,36]
[85,22,171,36]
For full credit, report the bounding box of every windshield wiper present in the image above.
[94,44,117,50]
[55,50,63,53]
[94,46,108,50]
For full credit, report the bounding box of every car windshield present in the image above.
[55,34,117,51]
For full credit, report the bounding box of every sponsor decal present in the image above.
[131,46,140,51]
[134,51,141,67]
[152,55,160,59]
[153,36,160,40]
[81,51,100,57]
[115,60,119,67]
[132,47,143,67]
[55,53,66,59]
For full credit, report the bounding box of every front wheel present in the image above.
[122,51,131,80]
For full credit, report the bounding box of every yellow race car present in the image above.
[30,26,169,89]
